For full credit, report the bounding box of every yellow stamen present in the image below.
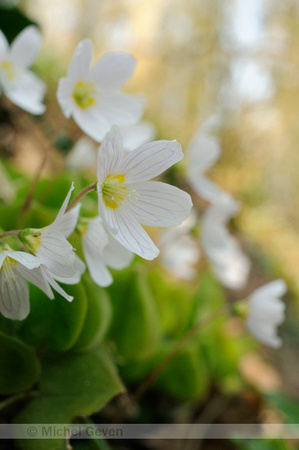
[1,257,18,293]
[102,174,128,209]
[72,81,96,109]
[0,61,15,81]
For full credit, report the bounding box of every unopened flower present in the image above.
[80,216,133,287]
[57,39,144,142]
[0,26,46,114]
[0,248,41,320]
[246,280,286,348]
[201,196,250,289]
[97,126,193,260]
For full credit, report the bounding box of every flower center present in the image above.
[0,60,15,81]
[72,81,96,109]
[102,174,129,209]
[0,257,18,293]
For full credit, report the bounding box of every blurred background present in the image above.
[1,0,299,443]
[7,0,298,298]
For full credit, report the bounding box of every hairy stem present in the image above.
[66,183,97,212]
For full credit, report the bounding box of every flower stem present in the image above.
[133,304,230,401]
[66,183,97,212]
[0,230,21,240]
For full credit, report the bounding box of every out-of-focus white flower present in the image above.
[57,39,145,142]
[201,196,250,289]
[120,121,156,152]
[66,121,156,170]
[0,162,15,203]
[0,248,41,320]
[66,136,97,170]
[246,279,287,348]
[20,182,85,301]
[186,116,229,203]
[97,125,193,260]
[81,216,133,287]
[0,26,46,114]
[159,212,200,280]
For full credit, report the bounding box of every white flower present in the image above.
[97,126,193,260]
[0,26,46,114]
[246,280,286,348]
[57,39,145,142]
[186,116,229,203]
[120,121,156,152]
[66,136,97,170]
[20,182,85,300]
[0,249,41,320]
[159,213,200,280]
[81,216,133,287]
[201,196,250,289]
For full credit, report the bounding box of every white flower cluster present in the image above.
[0,28,287,349]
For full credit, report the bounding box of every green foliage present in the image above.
[107,266,161,360]
[19,282,88,351]
[265,392,299,424]
[73,273,112,349]
[0,332,40,395]
[16,347,123,450]
[156,340,209,401]
[234,439,294,450]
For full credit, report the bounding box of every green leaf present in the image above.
[108,266,161,360]
[156,340,209,401]
[19,282,87,352]
[0,332,40,395]
[265,392,299,424]
[15,347,123,450]
[73,273,112,349]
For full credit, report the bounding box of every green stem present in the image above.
[80,417,112,450]
[65,183,97,212]
[0,230,21,240]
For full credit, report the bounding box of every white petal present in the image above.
[187,133,220,174]
[250,279,287,301]
[127,181,193,227]
[41,267,73,302]
[246,320,282,348]
[10,26,42,69]
[121,121,156,152]
[66,136,97,169]
[53,255,86,285]
[37,229,76,278]
[0,272,29,320]
[103,234,134,269]
[5,70,46,115]
[73,107,110,142]
[188,174,230,204]
[50,203,80,238]
[97,125,124,183]
[3,251,41,270]
[0,29,9,60]
[16,265,54,299]
[104,207,159,260]
[67,38,93,81]
[90,52,137,90]
[119,140,184,183]
[56,77,74,118]
[82,217,112,287]
[100,92,145,128]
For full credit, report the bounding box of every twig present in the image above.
[0,230,21,240]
